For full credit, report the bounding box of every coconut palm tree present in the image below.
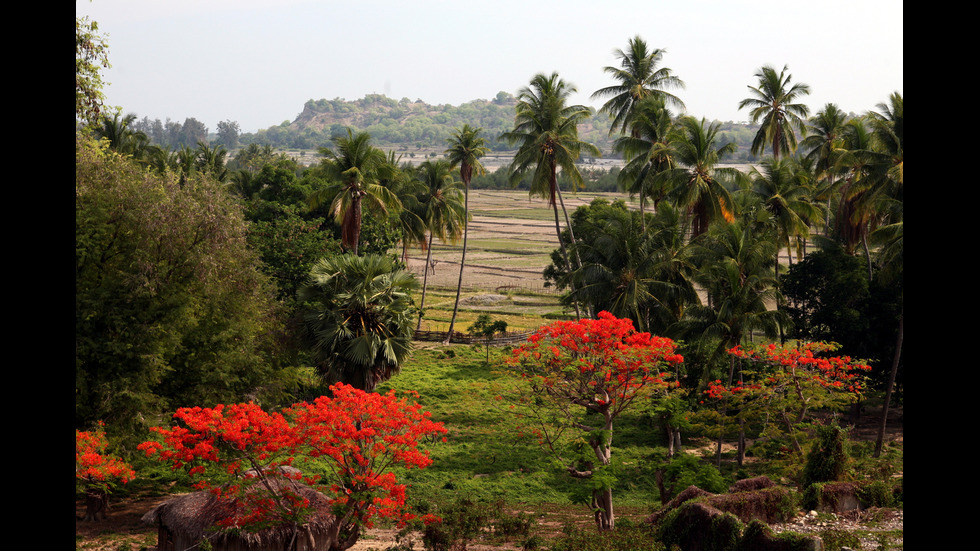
[501,72,601,308]
[800,104,850,230]
[443,125,489,343]
[307,129,401,255]
[613,96,678,229]
[748,157,823,271]
[299,253,419,392]
[591,35,685,137]
[738,64,811,159]
[662,116,744,239]
[93,112,149,158]
[412,159,466,331]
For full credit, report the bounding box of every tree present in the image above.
[738,64,811,159]
[444,125,489,343]
[501,72,601,314]
[591,35,685,137]
[747,157,823,270]
[140,383,447,551]
[76,16,112,124]
[502,312,683,530]
[413,160,466,331]
[76,423,135,521]
[92,112,149,158]
[468,313,508,362]
[308,129,401,255]
[613,96,678,228]
[800,104,850,230]
[216,119,241,149]
[662,116,743,239]
[76,135,290,442]
[299,254,419,392]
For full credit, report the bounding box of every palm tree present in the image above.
[308,129,401,255]
[591,35,685,137]
[501,72,601,309]
[444,125,489,343]
[748,157,823,272]
[93,112,149,158]
[299,253,419,392]
[800,104,850,230]
[738,64,811,159]
[613,96,678,229]
[662,116,744,239]
[412,159,466,332]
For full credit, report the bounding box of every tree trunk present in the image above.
[874,304,903,457]
[417,233,434,332]
[445,182,470,344]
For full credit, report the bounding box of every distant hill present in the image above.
[244,93,760,161]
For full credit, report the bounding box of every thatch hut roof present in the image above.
[141,471,339,551]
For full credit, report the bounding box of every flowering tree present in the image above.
[502,312,683,530]
[76,424,136,521]
[701,341,871,458]
[139,383,447,551]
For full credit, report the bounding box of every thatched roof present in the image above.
[142,472,338,550]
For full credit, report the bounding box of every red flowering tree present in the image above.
[139,383,447,551]
[502,312,683,531]
[76,423,136,521]
[701,341,871,457]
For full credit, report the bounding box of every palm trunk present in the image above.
[417,232,434,332]
[874,303,903,457]
[445,181,470,344]
[552,168,582,320]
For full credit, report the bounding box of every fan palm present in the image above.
[591,35,685,137]
[738,64,811,159]
[308,129,401,255]
[444,125,489,342]
[299,253,419,392]
[501,72,601,296]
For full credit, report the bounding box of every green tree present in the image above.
[591,35,685,137]
[747,157,823,270]
[92,112,149,158]
[308,129,401,255]
[76,136,290,442]
[613,96,678,228]
[800,103,850,230]
[215,119,241,149]
[413,160,466,331]
[443,124,489,343]
[662,116,743,239]
[738,64,811,159]
[76,16,112,124]
[501,72,601,313]
[298,254,419,392]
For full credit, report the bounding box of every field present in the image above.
[403,189,640,333]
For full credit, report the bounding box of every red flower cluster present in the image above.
[508,311,683,413]
[76,423,136,491]
[139,383,447,535]
[727,342,871,394]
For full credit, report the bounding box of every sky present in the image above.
[77,0,903,134]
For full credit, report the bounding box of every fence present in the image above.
[413,328,536,346]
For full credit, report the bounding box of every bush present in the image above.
[549,524,665,551]
[800,422,849,490]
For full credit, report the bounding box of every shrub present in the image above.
[800,422,849,490]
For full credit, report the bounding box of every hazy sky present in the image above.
[77,0,903,134]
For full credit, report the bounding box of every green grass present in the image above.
[376,345,670,515]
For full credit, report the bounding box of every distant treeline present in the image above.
[129,93,771,162]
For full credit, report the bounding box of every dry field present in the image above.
[402,189,639,333]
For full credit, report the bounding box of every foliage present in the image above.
[549,523,666,551]
[139,383,447,548]
[655,452,727,501]
[76,16,113,124]
[468,314,508,362]
[501,312,683,529]
[700,342,871,455]
[299,253,419,391]
[800,422,849,489]
[76,135,292,442]
[76,423,136,494]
